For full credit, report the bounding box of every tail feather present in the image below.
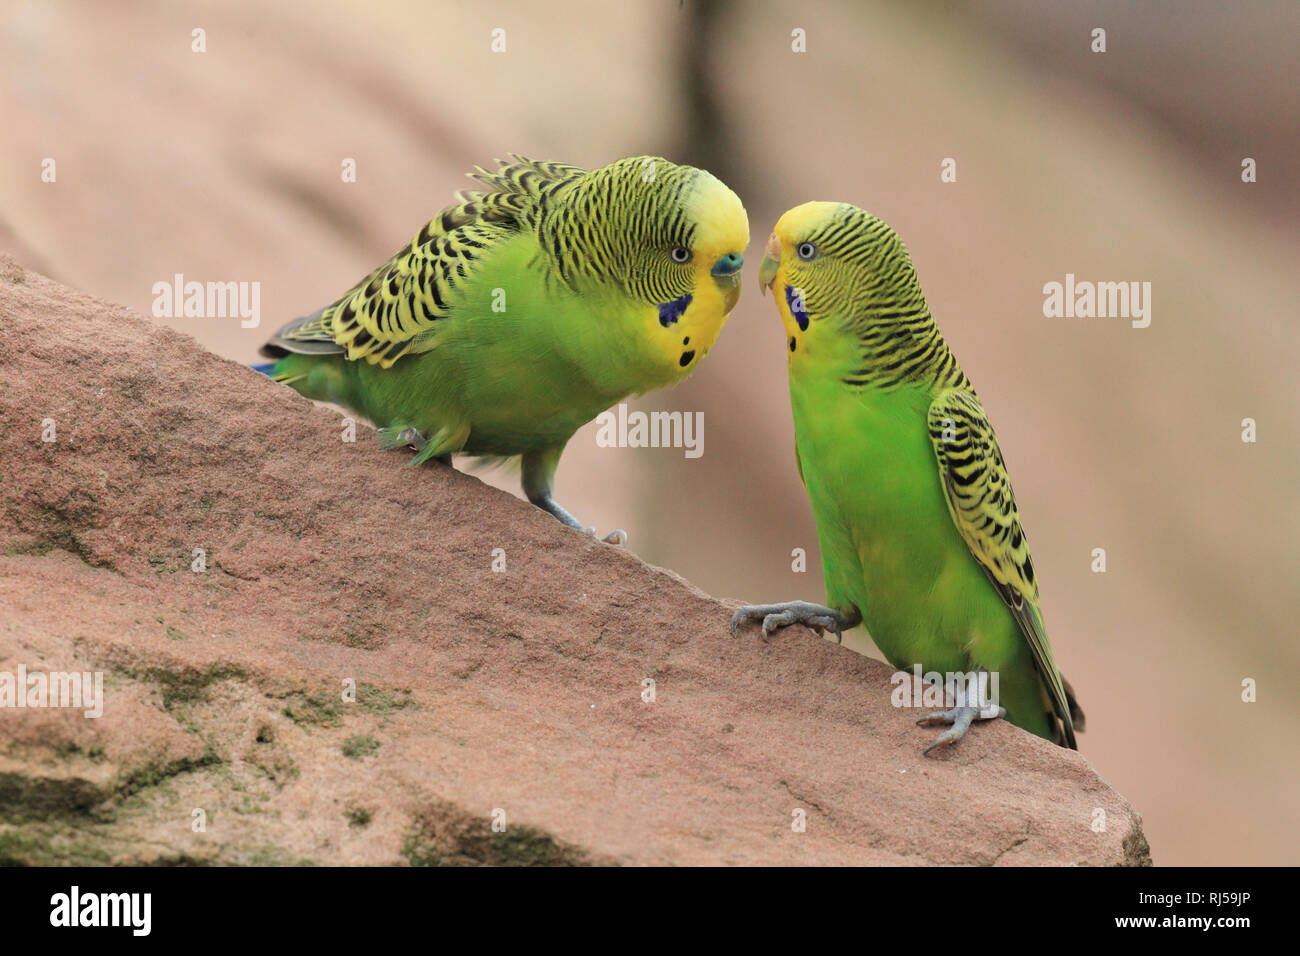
[1063,674,1086,733]
[250,358,307,386]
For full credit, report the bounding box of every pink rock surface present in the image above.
[0,256,1149,865]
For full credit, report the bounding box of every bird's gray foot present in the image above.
[382,428,451,465]
[916,669,1005,755]
[729,600,860,642]
[396,426,426,450]
[530,492,626,545]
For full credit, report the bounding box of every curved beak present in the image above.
[711,252,744,277]
[758,233,781,296]
[710,252,744,314]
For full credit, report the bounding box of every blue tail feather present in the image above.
[250,361,277,376]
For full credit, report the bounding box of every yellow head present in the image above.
[553,157,749,386]
[759,201,939,384]
[663,166,751,376]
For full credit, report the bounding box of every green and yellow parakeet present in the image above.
[258,155,749,541]
[730,202,1083,753]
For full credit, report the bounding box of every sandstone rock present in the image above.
[0,256,1150,865]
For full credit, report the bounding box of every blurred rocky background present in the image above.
[2,0,1296,864]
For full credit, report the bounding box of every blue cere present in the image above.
[711,252,744,276]
[658,292,693,327]
[786,285,809,330]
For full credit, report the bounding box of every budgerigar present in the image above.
[730,202,1083,753]
[258,155,749,542]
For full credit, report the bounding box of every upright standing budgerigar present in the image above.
[258,155,749,542]
[730,202,1083,753]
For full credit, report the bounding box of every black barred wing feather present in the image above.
[926,388,1077,748]
[262,155,585,368]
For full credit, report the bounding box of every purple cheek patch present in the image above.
[785,285,809,331]
[658,292,692,327]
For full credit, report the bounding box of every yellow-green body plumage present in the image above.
[272,236,663,458]
[750,202,1082,748]
[261,156,748,531]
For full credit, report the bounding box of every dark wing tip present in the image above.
[1063,675,1086,733]
[260,307,345,357]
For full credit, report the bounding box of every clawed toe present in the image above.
[917,707,962,727]
[918,697,1006,756]
[729,601,858,642]
[728,607,760,637]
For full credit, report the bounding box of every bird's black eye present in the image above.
[670,246,691,264]
[796,242,818,261]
